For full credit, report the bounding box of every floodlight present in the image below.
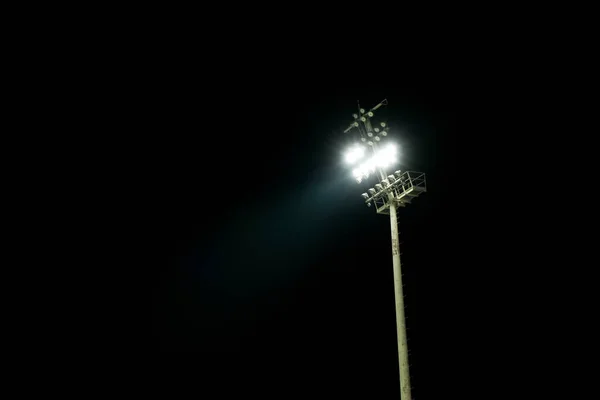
[345,145,365,164]
[338,100,426,400]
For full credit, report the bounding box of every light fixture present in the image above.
[345,145,365,164]
[339,100,427,400]
[364,143,397,168]
[348,143,400,181]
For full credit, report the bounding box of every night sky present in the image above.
[146,73,466,398]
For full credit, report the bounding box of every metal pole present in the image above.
[389,199,412,400]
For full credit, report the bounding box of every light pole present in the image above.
[342,99,427,400]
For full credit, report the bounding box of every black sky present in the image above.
[141,68,478,398]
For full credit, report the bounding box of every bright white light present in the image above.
[372,143,398,168]
[348,143,400,183]
[358,159,376,174]
[345,145,365,164]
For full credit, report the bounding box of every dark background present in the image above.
[141,64,492,398]
[12,13,566,400]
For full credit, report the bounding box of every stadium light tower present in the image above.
[342,99,427,400]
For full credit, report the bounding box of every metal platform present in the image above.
[364,171,427,214]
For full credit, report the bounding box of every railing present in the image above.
[392,171,426,199]
[362,170,427,214]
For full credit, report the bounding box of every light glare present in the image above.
[345,145,365,164]
[349,142,400,182]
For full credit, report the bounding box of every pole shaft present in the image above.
[389,201,412,400]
